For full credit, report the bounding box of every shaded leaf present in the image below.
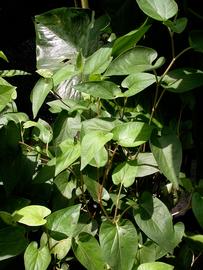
[99,219,138,270]
[164,18,188,34]
[136,0,178,21]
[192,192,203,229]
[189,30,203,53]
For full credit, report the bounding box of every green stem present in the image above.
[81,0,89,8]
[113,183,123,223]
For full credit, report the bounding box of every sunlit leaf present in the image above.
[137,262,174,270]
[136,0,178,21]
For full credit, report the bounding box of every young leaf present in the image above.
[136,0,178,21]
[105,46,158,76]
[75,81,122,100]
[13,205,51,226]
[0,226,28,260]
[46,204,81,239]
[72,233,106,270]
[30,78,53,118]
[80,131,113,170]
[122,72,156,97]
[189,30,203,53]
[24,242,51,270]
[192,192,203,229]
[150,130,182,188]
[99,219,138,270]
[137,262,174,270]
[112,121,152,147]
[83,47,113,75]
[161,68,203,93]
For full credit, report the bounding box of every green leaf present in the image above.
[192,192,203,229]
[30,78,53,118]
[150,130,182,188]
[83,175,110,202]
[84,47,113,75]
[82,118,118,135]
[55,139,81,176]
[105,46,158,76]
[0,84,17,112]
[184,234,203,251]
[0,70,31,77]
[24,118,53,144]
[89,146,108,168]
[134,192,183,252]
[122,72,156,97]
[46,204,81,239]
[13,205,51,226]
[51,237,72,260]
[0,226,28,260]
[52,64,76,86]
[137,262,174,270]
[72,233,106,270]
[164,18,188,34]
[99,219,138,270]
[112,121,152,147]
[161,68,203,93]
[112,154,159,187]
[136,0,178,21]
[112,20,151,57]
[81,131,113,170]
[54,171,76,200]
[189,30,203,53]
[24,242,51,270]
[75,81,122,100]
[0,51,8,62]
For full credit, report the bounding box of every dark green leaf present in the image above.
[136,0,178,21]
[99,219,138,270]
[72,233,106,270]
[0,226,28,260]
[164,18,188,34]
[189,30,203,53]
[105,46,158,76]
[150,130,182,188]
[24,242,51,270]
[192,192,203,229]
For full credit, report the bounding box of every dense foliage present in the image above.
[1,0,203,269]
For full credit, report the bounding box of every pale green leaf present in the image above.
[0,84,17,112]
[24,242,51,270]
[51,237,72,260]
[0,51,8,62]
[137,262,174,270]
[89,146,108,168]
[99,219,138,270]
[13,205,51,226]
[136,0,178,21]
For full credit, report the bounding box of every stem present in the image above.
[74,0,78,7]
[51,90,70,109]
[113,183,123,223]
[81,0,89,8]
[168,28,175,59]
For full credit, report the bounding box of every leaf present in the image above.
[80,131,113,170]
[0,226,28,260]
[13,205,51,226]
[84,47,113,75]
[99,219,138,270]
[83,175,110,202]
[164,18,188,34]
[75,81,122,100]
[112,121,152,147]
[192,192,203,229]
[46,204,81,239]
[137,262,174,270]
[0,50,8,62]
[112,20,151,57]
[0,84,17,112]
[184,234,203,251]
[134,192,183,252]
[136,0,178,21]
[82,118,118,135]
[24,118,53,144]
[52,64,76,86]
[30,78,53,118]
[72,233,106,270]
[161,68,203,93]
[55,139,81,176]
[122,73,156,97]
[112,154,159,187]
[105,46,158,76]
[189,30,203,53]
[150,129,182,188]
[24,242,51,270]
[0,70,31,77]
[51,237,72,260]
[89,146,108,168]
[54,171,76,199]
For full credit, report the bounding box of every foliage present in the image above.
[1,0,203,269]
